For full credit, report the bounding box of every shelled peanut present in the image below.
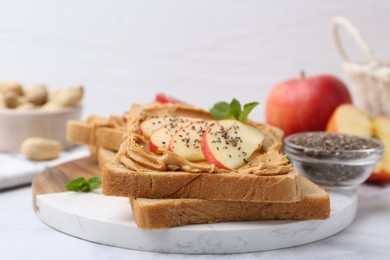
[0,81,83,110]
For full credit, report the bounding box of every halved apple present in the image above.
[326,104,373,136]
[369,116,390,183]
[168,121,212,162]
[326,107,390,183]
[369,144,390,183]
[201,120,265,170]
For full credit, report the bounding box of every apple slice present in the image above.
[149,121,192,153]
[154,93,182,104]
[369,142,390,183]
[122,111,128,125]
[369,116,390,183]
[326,104,373,136]
[140,116,194,137]
[372,116,390,140]
[201,120,265,170]
[168,121,212,162]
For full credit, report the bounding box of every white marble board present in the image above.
[35,189,357,254]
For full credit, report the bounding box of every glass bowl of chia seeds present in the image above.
[284,132,384,190]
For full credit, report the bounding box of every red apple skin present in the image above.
[368,171,390,183]
[167,143,173,152]
[265,75,352,136]
[148,139,159,153]
[200,130,229,170]
[155,93,181,104]
[122,112,128,125]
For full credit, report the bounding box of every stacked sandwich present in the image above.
[88,102,331,229]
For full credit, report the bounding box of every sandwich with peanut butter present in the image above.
[102,101,301,203]
[97,145,329,230]
[66,96,330,229]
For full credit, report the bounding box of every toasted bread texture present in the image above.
[130,177,330,229]
[97,147,116,169]
[66,119,125,152]
[102,160,301,203]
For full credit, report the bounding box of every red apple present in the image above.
[154,93,182,104]
[201,120,264,170]
[265,73,352,136]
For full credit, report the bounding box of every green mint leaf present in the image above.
[210,101,231,120]
[239,102,259,122]
[210,99,259,122]
[230,99,242,119]
[65,177,88,192]
[65,176,101,192]
[79,182,91,192]
[87,176,102,190]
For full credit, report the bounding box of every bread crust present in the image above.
[95,128,125,151]
[66,120,125,152]
[97,147,116,169]
[130,177,330,229]
[102,161,301,203]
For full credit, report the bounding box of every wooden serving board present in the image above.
[32,156,100,211]
[32,157,358,254]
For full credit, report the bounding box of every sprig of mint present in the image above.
[210,99,259,122]
[65,176,101,192]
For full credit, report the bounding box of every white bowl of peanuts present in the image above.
[0,81,83,153]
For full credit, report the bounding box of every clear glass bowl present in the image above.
[284,132,384,190]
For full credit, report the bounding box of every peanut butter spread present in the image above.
[116,103,292,175]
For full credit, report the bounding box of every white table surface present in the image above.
[1,174,390,259]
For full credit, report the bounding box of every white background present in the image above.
[1,1,390,121]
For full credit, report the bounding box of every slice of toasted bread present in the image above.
[130,177,329,229]
[66,119,125,152]
[97,147,117,169]
[94,127,126,151]
[102,160,301,203]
